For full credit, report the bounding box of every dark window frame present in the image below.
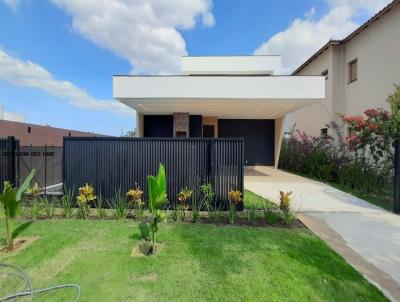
[348,58,358,84]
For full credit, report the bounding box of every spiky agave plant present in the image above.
[0,169,35,251]
[147,163,168,253]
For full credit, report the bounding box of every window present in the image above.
[321,69,328,80]
[27,126,31,133]
[320,128,328,137]
[348,59,358,83]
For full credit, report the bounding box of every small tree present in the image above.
[147,164,168,253]
[0,169,35,251]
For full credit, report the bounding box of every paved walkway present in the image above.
[245,166,400,301]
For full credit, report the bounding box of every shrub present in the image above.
[263,208,280,225]
[95,193,107,220]
[279,191,296,226]
[126,186,144,220]
[138,239,153,255]
[228,190,242,224]
[61,186,74,218]
[279,191,292,212]
[110,189,128,220]
[41,196,57,219]
[175,187,193,222]
[247,205,256,226]
[0,169,35,251]
[77,183,96,219]
[27,182,41,219]
[191,193,201,223]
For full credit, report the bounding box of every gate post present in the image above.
[394,139,400,214]
[6,136,16,186]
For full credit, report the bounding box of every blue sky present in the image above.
[0,0,391,135]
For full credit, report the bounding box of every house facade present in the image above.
[0,105,25,123]
[113,55,324,167]
[289,0,400,137]
[0,119,107,146]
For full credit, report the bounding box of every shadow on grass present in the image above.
[12,221,33,239]
[170,223,247,280]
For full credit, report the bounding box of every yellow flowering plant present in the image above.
[126,186,144,220]
[228,190,242,224]
[77,183,96,219]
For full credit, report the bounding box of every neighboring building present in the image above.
[0,105,25,123]
[113,55,325,167]
[289,0,400,137]
[0,120,107,146]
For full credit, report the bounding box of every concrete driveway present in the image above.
[245,166,400,301]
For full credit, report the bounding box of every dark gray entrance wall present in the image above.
[143,115,173,137]
[218,119,275,166]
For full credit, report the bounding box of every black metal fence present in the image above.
[0,137,18,191]
[0,137,63,193]
[63,137,244,208]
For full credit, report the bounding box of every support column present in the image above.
[274,115,286,169]
[136,112,144,137]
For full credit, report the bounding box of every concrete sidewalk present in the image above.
[245,166,400,301]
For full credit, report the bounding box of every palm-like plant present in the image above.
[0,169,35,251]
[147,164,168,253]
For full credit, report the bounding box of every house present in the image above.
[113,55,324,167]
[0,105,25,123]
[0,119,107,146]
[289,0,400,137]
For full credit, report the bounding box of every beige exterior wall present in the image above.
[289,48,333,137]
[289,5,400,136]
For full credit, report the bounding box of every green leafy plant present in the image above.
[200,183,216,221]
[61,186,74,218]
[0,169,35,251]
[263,207,280,225]
[76,183,96,219]
[41,196,57,219]
[138,222,150,240]
[146,163,168,253]
[191,193,201,223]
[282,210,296,226]
[27,182,41,219]
[247,205,256,226]
[95,193,107,219]
[138,239,153,255]
[111,189,128,220]
[228,190,242,224]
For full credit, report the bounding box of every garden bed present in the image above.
[0,219,387,301]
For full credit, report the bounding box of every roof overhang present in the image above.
[113,75,325,119]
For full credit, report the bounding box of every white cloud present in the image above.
[254,0,392,74]
[2,0,19,11]
[0,49,133,116]
[51,0,215,74]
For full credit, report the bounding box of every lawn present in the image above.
[0,219,387,302]
[244,189,276,209]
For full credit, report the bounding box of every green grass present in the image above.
[0,219,387,302]
[244,189,276,209]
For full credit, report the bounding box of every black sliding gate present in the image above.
[63,137,244,207]
[0,137,19,191]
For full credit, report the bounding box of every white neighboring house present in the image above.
[0,105,25,123]
[113,55,325,167]
[289,0,400,137]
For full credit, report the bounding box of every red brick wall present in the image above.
[0,120,107,146]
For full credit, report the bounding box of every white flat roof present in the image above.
[181,56,282,75]
[113,75,324,119]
